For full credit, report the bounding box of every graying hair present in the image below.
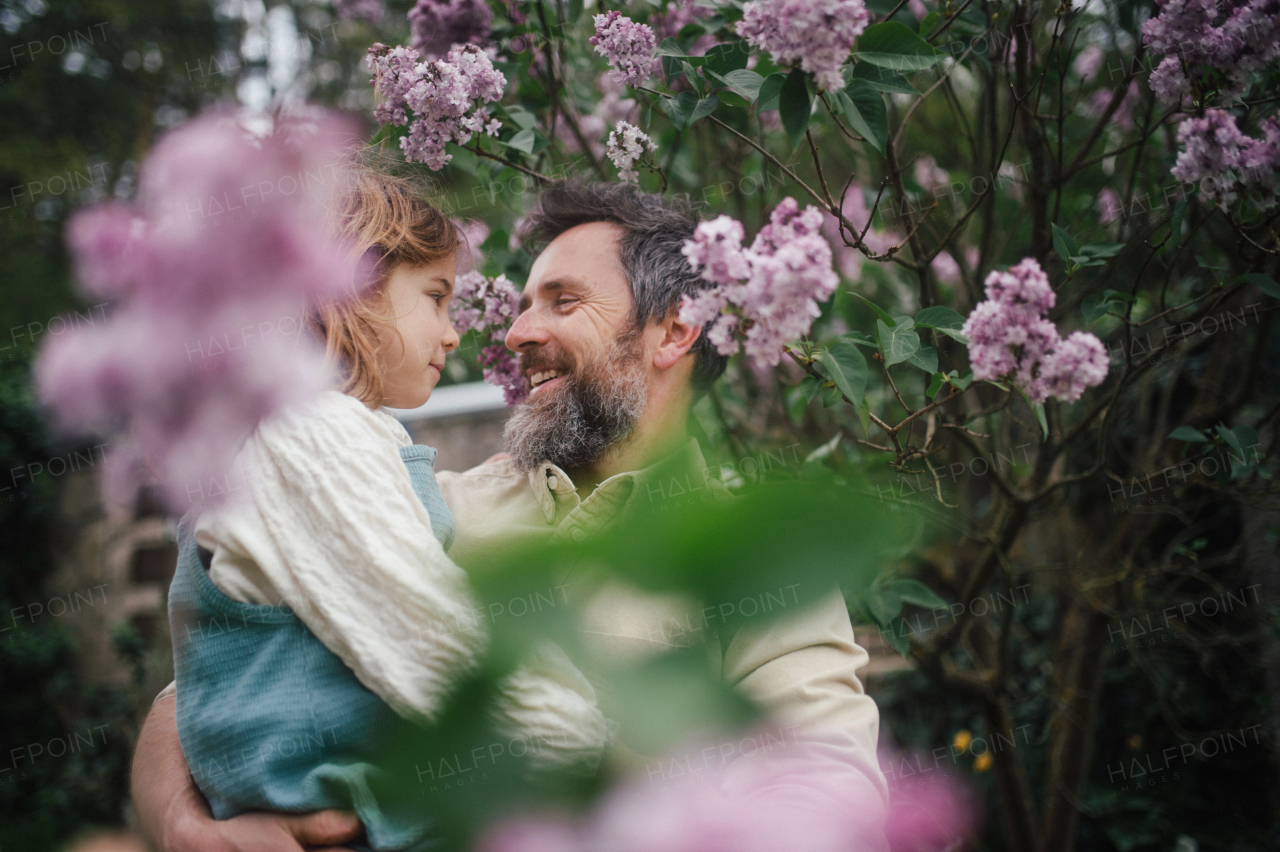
[520,181,729,392]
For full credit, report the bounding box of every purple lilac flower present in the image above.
[961,258,1109,403]
[409,0,493,59]
[1141,0,1280,106]
[591,11,657,88]
[680,199,839,369]
[38,110,363,513]
[606,121,657,183]
[736,0,870,92]
[453,270,527,405]
[557,73,635,159]
[332,0,385,24]
[1169,108,1280,207]
[367,42,505,170]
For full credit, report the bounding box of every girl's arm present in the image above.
[205,392,486,722]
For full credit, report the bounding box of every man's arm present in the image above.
[132,695,361,852]
[718,589,890,847]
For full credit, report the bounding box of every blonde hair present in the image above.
[313,152,461,406]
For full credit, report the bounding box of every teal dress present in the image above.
[169,444,455,852]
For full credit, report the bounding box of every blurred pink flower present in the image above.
[481,737,973,852]
[931,251,961,285]
[332,0,384,24]
[1073,44,1105,81]
[1097,187,1122,224]
[38,109,363,513]
[455,218,489,273]
[821,185,901,280]
[408,0,492,59]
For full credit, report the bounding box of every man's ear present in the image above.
[651,307,703,371]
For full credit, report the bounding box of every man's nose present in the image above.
[505,309,549,352]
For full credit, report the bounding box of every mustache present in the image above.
[519,348,577,376]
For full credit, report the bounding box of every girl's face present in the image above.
[375,257,461,409]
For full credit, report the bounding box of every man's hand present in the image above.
[170,810,362,852]
[132,694,362,851]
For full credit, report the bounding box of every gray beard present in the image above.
[503,333,649,474]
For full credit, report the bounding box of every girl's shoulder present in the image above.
[254,390,412,461]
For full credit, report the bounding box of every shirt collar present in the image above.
[524,438,711,524]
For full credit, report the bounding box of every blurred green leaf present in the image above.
[757,71,787,110]
[837,83,887,153]
[1239,272,1280,298]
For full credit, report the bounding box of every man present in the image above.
[130,183,889,850]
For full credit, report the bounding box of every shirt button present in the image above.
[571,528,585,542]
[547,475,558,490]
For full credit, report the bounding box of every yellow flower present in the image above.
[974,753,993,772]
[953,730,972,753]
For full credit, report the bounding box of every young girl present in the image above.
[167,160,606,851]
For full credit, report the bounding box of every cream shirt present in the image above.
[435,439,890,830]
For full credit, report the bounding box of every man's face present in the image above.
[502,222,650,473]
[506,221,635,395]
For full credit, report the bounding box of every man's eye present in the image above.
[555,298,577,308]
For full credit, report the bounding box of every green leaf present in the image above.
[702,41,749,76]
[947,370,974,391]
[856,397,872,436]
[1239,272,1280,298]
[815,340,869,404]
[503,106,538,130]
[885,578,948,610]
[906,342,937,373]
[779,69,812,148]
[854,292,897,327]
[659,95,686,129]
[1168,425,1208,442]
[756,72,787,110]
[878,318,920,366]
[914,306,968,343]
[849,61,919,94]
[657,37,689,58]
[677,91,701,126]
[1215,422,1244,457]
[1079,242,1124,258]
[707,68,765,101]
[505,128,537,154]
[925,371,946,399]
[1051,223,1077,261]
[837,82,887,153]
[854,21,946,70]
[1081,295,1111,323]
[687,93,721,125]
[1034,402,1048,438]
[866,588,903,625]
[882,618,911,657]
[798,373,822,404]
[717,90,751,108]
[918,10,942,39]
[841,330,878,349]
[822,384,842,407]
[804,433,842,464]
